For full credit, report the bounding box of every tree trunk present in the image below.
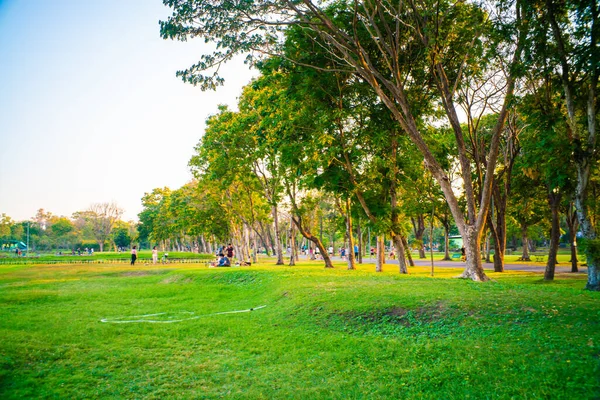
[570,241,578,273]
[271,205,284,265]
[411,215,426,259]
[291,215,333,268]
[458,226,489,281]
[485,233,492,264]
[345,198,356,270]
[487,170,513,272]
[492,239,505,272]
[288,216,296,266]
[389,178,407,273]
[401,235,415,266]
[252,231,258,263]
[392,234,408,274]
[565,202,579,272]
[375,235,385,272]
[429,205,435,276]
[257,222,271,256]
[442,223,451,261]
[520,224,531,261]
[544,191,562,281]
[245,225,252,262]
[492,203,507,272]
[356,218,363,264]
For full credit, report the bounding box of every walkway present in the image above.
[334,256,587,274]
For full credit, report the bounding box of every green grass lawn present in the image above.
[0,251,212,264]
[0,260,598,399]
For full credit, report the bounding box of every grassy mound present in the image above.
[0,261,598,398]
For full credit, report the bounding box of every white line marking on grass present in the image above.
[100,305,266,324]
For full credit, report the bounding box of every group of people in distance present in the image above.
[129,245,168,266]
[127,243,251,267]
[209,243,251,267]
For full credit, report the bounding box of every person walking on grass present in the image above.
[152,246,158,265]
[131,246,137,266]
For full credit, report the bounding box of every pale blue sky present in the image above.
[0,0,256,221]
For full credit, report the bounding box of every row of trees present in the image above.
[0,203,133,253]
[157,0,598,289]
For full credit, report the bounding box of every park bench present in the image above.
[451,253,461,259]
[534,253,546,262]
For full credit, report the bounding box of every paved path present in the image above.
[331,256,587,274]
[409,258,586,273]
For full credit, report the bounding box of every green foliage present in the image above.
[578,238,600,265]
[112,227,131,249]
[0,214,13,239]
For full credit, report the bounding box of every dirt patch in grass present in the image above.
[358,302,450,327]
[321,301,456,335]
[120,269,171,277]
[160,275,194,284]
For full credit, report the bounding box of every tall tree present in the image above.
[543,0,599,290]
[0,214,12,239]
[86,202,123,252]
[160,0,530,281]
[138,187,172,247]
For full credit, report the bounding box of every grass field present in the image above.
[0,259,599,399]
[0,251,212,264]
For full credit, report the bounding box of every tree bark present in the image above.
[442,222,451,260]
[401,235,415,266]
[520,224,531,261]
[291,214,333,268]
[345,198,357,270]
[458,226,489,281]
[375,235,385,272]
[356,217,363,264]
[389,168,408,273]
[288,215,296,266]
[411,215,427,259]
[252,231,258,263]
[544,191,562,281]
[546,0,598,289]
[258,221,273,256]
[392,234,408,274]
[271,205,284,265]
[565,202,579,272]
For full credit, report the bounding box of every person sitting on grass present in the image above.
[217,253,231,267]
[209,254,221,267]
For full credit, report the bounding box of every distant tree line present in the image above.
[0,202,134,253]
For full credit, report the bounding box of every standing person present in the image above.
[225,243,234,260]
[152,246,158,265]
[131,246,137,266]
